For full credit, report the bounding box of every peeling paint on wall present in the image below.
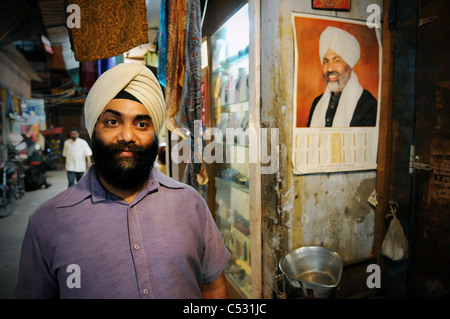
[299,173,376,261]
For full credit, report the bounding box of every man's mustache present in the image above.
[107,142,146,154]
[325,71,340,78]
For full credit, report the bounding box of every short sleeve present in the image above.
[82,140,93,156]
[200,200,231,283]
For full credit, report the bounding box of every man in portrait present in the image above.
[307,26,377,127]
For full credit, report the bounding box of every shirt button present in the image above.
[134,244,140,250]
[143,288,149,295]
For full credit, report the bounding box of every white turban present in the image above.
[84,62,165,137]
[319,26,360,69]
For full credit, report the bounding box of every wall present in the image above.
[0,52,31,99]
[46,103,87,141]
[260,0,383,298]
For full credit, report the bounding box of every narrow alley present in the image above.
[0,169,67,298]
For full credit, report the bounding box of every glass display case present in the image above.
[209,3,252,298]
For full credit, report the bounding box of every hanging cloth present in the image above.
[97,57,116,77]
[79,61,98,93]
[157,0,169,87]
[164,0,187,135]
[163,0,208,189]
[66,0,148,61]
[178,0,208,187]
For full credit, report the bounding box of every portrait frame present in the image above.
[291,13,382,175]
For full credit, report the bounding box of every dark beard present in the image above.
[91,131,159,191]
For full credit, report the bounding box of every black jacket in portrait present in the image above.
[306,89,377,127]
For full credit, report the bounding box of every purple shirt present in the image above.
[14,167,230,299]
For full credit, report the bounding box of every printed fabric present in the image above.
[67,0,148,61]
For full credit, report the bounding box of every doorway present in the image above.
[410,0,450,298]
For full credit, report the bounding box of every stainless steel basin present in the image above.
[279,246,343,298]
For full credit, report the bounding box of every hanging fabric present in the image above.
[79,61,98,93]
[6,91,12,113]
[178,0,208,188]
[157,0,169,87]
[164,0,187,135]
[162,0,208,189]
[66,0,148,61]
[97,57,116,77]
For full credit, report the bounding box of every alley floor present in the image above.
[0,169,67,299]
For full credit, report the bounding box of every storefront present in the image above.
[196,0,387,298]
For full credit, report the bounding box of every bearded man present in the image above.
[307,26,378,127]
[15,63,230,299]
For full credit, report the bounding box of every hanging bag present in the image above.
[381,202,409,261]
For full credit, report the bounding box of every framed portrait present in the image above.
[312,0,351,11]
[291,13,382,175]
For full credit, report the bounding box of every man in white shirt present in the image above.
[62,127,93,187]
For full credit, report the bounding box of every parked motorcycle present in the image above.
[9,133,52,192]
[24,146,52,191]
[0,133,58,217]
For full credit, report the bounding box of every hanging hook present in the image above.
[387,200,399,218]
